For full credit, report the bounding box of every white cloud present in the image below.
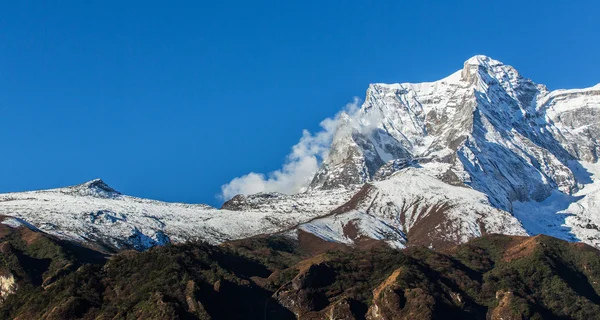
[219,98,362,201]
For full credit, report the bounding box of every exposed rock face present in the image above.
[299,168,527,250]
[274,261,336,317]
[301,55,600,249]
[220,188,356,214]
[0,55,598,253]
[544,85,600,163]
[0,273,16,304]
[490,290,525,320]
[309,56,599,211]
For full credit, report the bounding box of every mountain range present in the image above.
[1,55,600,319]
[0,55,599,254]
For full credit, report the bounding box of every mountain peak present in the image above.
[461,55,512,83]
[463,54,503,67]
[74,178,120,196]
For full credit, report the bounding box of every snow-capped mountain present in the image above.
[299,167,528,249]
[1,55,598,251]
[310,56,598,206]
[0,179,354,251]
[305,55,600,248]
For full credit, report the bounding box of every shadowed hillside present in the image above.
[1,221,600,319]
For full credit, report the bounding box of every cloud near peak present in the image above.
[219,98,361,201]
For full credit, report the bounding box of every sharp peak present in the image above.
[77,178,120,194]
[366,55,512,89]
[461,55,520,83]
[85,178,104,184]
[464,55,504,66]
[362,55,518,93]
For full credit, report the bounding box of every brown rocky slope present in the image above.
[1,220,600,319]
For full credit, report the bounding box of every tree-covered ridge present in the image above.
[1,221,600,319]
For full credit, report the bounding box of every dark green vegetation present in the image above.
[1,221,600,320]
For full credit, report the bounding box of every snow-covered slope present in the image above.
[299,167,527,249]
[305,55,600,248]
[1,55,598,251]
[310,56,599,208]
[513,161,600,246]
[0,179,353,251]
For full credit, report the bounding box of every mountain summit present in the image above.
[301,55,600,248]
[309,55,597,203]
[68,178,121,197]
[0,56,599,251]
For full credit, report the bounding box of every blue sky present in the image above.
[1,1,599,206]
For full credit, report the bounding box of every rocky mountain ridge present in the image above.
[0,55,598,252]
[0,179,356,251]
[303,55,600,248]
